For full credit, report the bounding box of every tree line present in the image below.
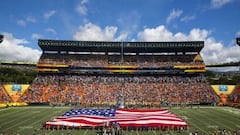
[205,70,240,85]
[0,67,37,84]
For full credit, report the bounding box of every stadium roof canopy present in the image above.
[38,39,204,53]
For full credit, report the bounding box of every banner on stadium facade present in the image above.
[211,85,235,104]
[3,84,30,102]
[193,54,203,62]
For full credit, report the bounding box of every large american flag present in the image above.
[45,108,188,128]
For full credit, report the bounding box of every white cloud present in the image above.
[17,16,37,26]
[76,0,89,16]
[81,0,89,4]
[45,28,57,35]
[236,31,240,37]
[17,20,26,26]
[32,33,42,40]
[180,15,195,22]
[211,0,232,8]
[73,22,128,41]
[116,10,141,38]
[76,5,87,16]
[137,25,174,41]
[115,31,129,41]
[137,25,240,64]
[166,9,183,24]
[26,16,36,23]
[0,33,41,62]
[44,10,56,20]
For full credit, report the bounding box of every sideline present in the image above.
[0,107,11,112]
[6,106,72,109]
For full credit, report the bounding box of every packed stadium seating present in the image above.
[228,84,240,108]
[0,84,11,103]
[20,74,218,106]
[38,53,204,67]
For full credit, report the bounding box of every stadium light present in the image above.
[237,37,240,46]
[0,34,3,43]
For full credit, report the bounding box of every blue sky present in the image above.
[0,0,240,64]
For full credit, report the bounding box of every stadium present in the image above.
[0,39,240,135]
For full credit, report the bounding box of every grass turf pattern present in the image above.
[0,106,239,135]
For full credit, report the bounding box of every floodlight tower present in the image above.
[237,37,240,72]
[0,34,3,43]
[237,37,240,46]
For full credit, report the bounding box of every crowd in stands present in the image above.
[228,84,240,108]
[20,74,218,106]
[38,53,204,67]
[18,53,217,106]
[2,52,216,107]
[0,84,11,103]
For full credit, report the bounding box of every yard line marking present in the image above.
[0,108,23,117]
[177,109,208,134]
[83,129,88,135]
[136,129,139,135]
[0,107,11,112]
[2,117,34,132]
[207,108,235,130]
[151,129,157,135]
[17,108,53,132]
[0,108,31,127]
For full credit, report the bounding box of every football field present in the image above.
[0,106,239,135]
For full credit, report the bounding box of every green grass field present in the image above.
[0,106,239,135]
